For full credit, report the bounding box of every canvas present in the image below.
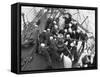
[11,2,98,74]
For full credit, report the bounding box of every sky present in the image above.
[21,6,95,37]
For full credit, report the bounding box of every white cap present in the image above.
[68,28,72,33]
[70,42,74,47]
[69,23,72,27]
[66,34,70,38]
[64,29,67,33]
[73,41,76,44]
[34,24,38,27]
[47,28,50,31]
[40,43,45,47]
[50,36,53,40]
[53,21,56,24]
[43,30,46,32]
[65,41,68,45]
[58,34,63,38]
[54,25,58,29]
[50,16,53,19]
[84,64,88,67]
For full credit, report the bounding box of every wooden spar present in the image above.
[21,13,26,26]
[75,16,90,33]
[80,16,88,25]
[30,9,44,24]
[72,10,92,34]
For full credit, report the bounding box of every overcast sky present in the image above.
[21,6,95,37]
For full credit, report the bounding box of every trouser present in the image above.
[40,49,52,67]
[49,47,61,62]
[63,55,72,68]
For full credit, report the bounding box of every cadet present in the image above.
[38,30,52,68]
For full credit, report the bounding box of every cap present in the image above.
[68,28,72,33]
[58,34,64,38]
[43,30,46,32]
[70,42,74,47]
[41,43,45,47]
[54,25,58,29]
[50,36,53,40]
[65,41,68,45]
[64,29,67,33]
[34,24,38,27]
[47,28,50,31]
[66,34,70,38]
[69,23,72,27]
[53,21,57,24]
